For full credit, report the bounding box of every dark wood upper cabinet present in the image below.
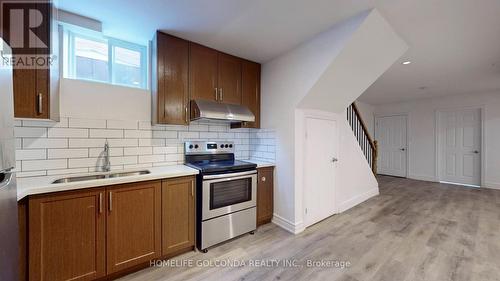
[28,189,106,281]
[4,2,53,119]
[241,60,261,128]
[217,53,242,105]
[106,181,162,274]
[257,167,274,226]
[152,32,189,125]
[189,43,219,102]
[162,177,195,256]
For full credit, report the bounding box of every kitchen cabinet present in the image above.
[28,189,106,281]
[232,60,261,129]
[161,176,195,256]
[189,43,242,104]
[189,43,219,102]
[152,32,189,125]
[106,181,162,274]
[257,167,274,226]
[217,53,242,105]
[4,2,58,119]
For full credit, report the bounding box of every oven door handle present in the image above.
[203,170,257,180]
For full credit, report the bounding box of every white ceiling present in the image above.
[56,0,500,104]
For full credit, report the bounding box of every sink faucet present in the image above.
[103,140,111,172]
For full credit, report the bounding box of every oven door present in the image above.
[202,170,257,220]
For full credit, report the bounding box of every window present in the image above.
[65,29,147,89]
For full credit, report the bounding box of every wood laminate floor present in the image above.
[119,176,500,281]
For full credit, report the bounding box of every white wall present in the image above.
[262,9,407,233]
[373,91,500,189]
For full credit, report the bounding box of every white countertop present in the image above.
[17,165,199,201]
[243,159,275,168]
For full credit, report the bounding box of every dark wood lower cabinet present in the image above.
[257,167,274,226]
[161,176,195,256]
[106,181,162,274]
[28,189,106,281]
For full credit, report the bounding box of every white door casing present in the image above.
[303,117,338,227]
[376,115,408,177]
[437,108,481,186]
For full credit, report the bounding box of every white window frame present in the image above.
[65,27,148,89]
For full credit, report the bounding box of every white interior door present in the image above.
[438,108,481,186]
[376,115,407,177]
[304,117,338,227]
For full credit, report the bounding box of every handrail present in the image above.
[347,102,378,174]
[351,102,375,151]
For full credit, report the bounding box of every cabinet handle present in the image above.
[214,88,218,101]
[261,176,266,182]
[219,88,223,101]
[99,193,103,214]
[185,106,188,123]
[109,192,112,212]
[37,93,43,115]
[191,182,194,197]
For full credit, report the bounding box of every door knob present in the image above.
[473,150,480,154]
[400,148,406,151]
[332,157,338,163]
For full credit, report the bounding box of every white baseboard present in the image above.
[483,182,500,190]
[272,214,305,234]
[407,174,438,182]
[337,188,379,213]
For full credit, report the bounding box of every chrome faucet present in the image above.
[103,140,111,172]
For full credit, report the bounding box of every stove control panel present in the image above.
[185,141,234,155]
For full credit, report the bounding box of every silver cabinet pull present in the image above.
[109,192,113,212]
[191,181,194,197]
[37,93,43,114]
[185,106,188,123]
[261,176,266,182]
[219,88,223,101]
[214,88,218,101]
[99,193,103,214]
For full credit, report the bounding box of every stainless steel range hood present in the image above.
[190,99,255,123]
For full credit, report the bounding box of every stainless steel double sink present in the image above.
[52,170,150,184]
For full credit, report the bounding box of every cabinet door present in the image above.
[257,167,274,226]
[241,60,261,128]
[189,43,218,102]
[29,189,106,281]
[106,181,161,274]
[7,1,51,119]
[154,32,189,125]
[218,53,242,105]
[162,177,195,256]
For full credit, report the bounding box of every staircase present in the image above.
[347,102,378,174]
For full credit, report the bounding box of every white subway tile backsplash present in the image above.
[124,147,153,156]
[48,128,89,138]
[152,130,177,139]
[69,118,106,128]
[90,129,124,138]
[15,118,275,177]
[125,130,153,139]
[17,171,47,177]
[138,154,165,163]
[16,149,46,160]
[48,148,89,159]
[107,120,138,130]
[107,139,138,147]
[69,138,105,148]
[89,147,123,157]
[23,138,68,149]
[22,159,67,171]
[15,127,47,138]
